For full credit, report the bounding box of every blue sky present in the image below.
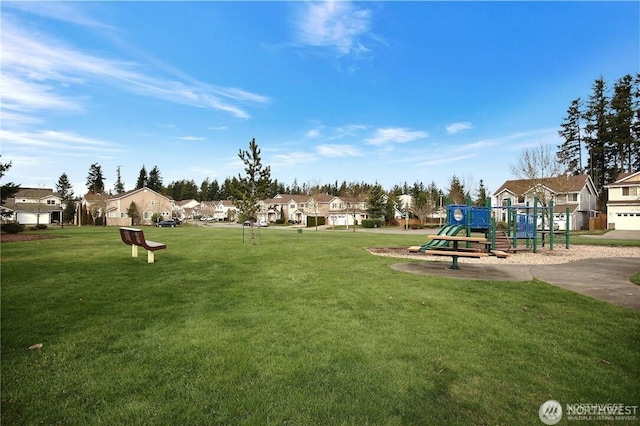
[1,1,638,197]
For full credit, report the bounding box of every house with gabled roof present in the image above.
[493,174,599,230]
[211,200,237,221]
[326,195,369,226]
[103,187,173,226]
[605,171,640,230]
[259,193,369,226]
[174,199,199,220]
[3,187,64,225]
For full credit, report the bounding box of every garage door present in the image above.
[612,213,640,230]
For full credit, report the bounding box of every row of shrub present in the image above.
[1,223,48,234]
[1,223,25,234]
[361,218,385,228]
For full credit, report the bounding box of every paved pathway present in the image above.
[392,257,640,311]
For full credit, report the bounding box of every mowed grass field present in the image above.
[2,225,639,425]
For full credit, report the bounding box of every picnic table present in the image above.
[422,234,489,270]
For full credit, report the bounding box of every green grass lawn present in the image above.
[2,226,639,425]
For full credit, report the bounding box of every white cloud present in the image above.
[446,121,473,135]
[316,144,362,157]
[0,19,269,121]
[293,1,374,56]
[416,154,477,167]
[364,127,428,146]
[306,128,323,139]
[0,129,121,153]
[271,152,319,166]
[177,136,207,141]
[3,2,115,31]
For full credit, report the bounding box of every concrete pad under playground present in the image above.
[392,257,640,311]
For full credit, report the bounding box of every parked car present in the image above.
[243,220,268,227]
[157,219,177,228]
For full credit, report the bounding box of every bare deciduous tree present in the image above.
[510,143,567,227]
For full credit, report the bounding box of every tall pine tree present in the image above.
[557,98,583,175]
[135,165,147,189]
[366,184,386,220]
[56,172,74,201]
[86,163,105,194]
[609,74,636,175]
[447,175,467,204]
[232,138,272,222]
[583,77,611,198]
[147,166,163,193]
[114,166,125,194]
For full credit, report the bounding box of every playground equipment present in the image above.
[412,224,466,252]
[445,197,570,253]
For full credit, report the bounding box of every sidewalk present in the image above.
[392,256,640,311]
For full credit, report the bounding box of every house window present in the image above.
[622,187,637,196]
[518,196,525,203]
[46,199,56,205]
[120,213,127,218]
[143,211,152,219]
[290,204,296,209]
[567,194,578,202]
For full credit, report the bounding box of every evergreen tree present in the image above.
[220,177,236,200]
[55,172,74,201]
[609,74,636,175]
[0,159,20,218]
[384,192,398,224]
[63,200,76,223]
[633,73,640,172]
[147,166,163,192]
[135,165,147,189]
[126,201,140,226]
[86,163,105,194]
[447,175,467,204]
[366,184,386,220]
[583,77,611,198]
[114,166,125,194]
[199,178,211,201]
[557,98,584,175]
[231,138,272,223]
[474,179,489,206]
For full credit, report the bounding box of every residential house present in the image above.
[103,187,173,226]
[211,200,237,221]
[326,195,369,226]
[3,187,64,225]
[174,199,200,220]
[260,193,368,226]
[605,171,640,230]
[281,195,314,224]
[493,174,599,230]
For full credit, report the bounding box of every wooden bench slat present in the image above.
[421,250,489,258]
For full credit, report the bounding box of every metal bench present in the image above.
[119,227,167,264]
